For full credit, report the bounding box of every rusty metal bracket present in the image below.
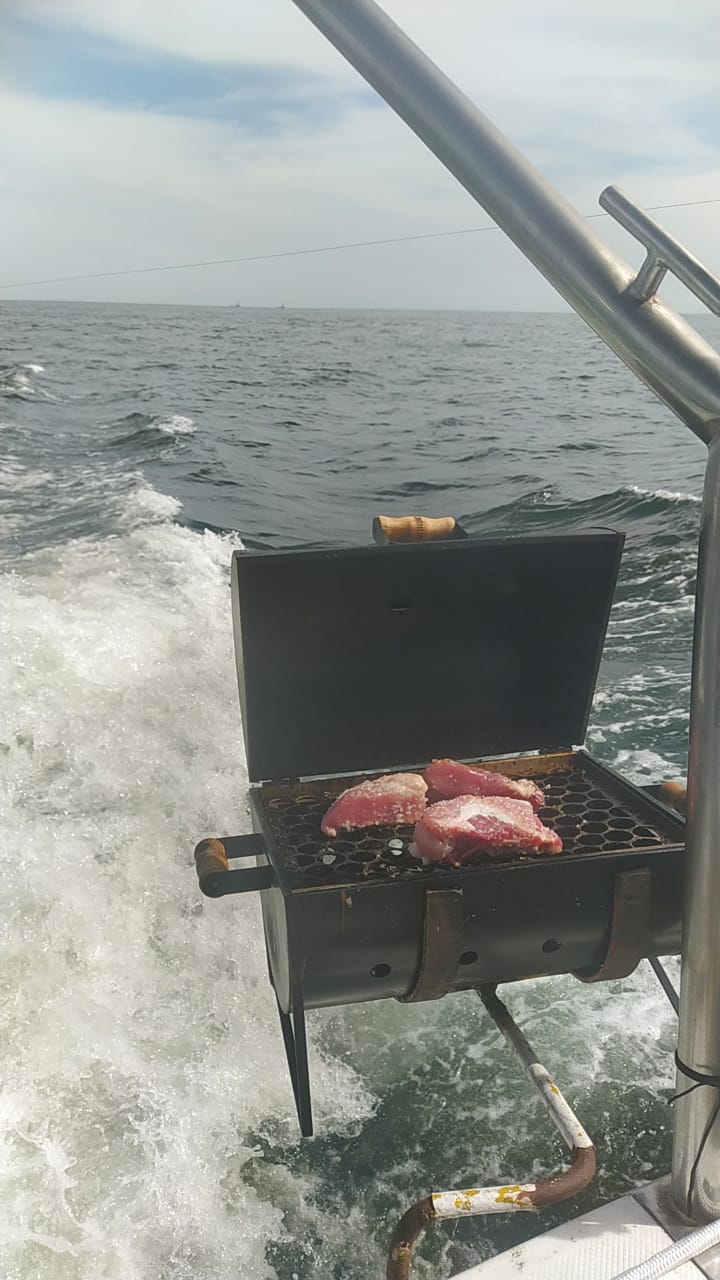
[398,888,464,1003]
[386,985,596,1279]
[574,867,651,984]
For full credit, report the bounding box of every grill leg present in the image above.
[276,987,313,1137]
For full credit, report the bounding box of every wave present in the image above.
[0,454,189,562]
[0,368,36,397]
[0,363,57,406]
[628,484,701,505]
[470,483,703,535]
[100,411,196,451]
[154,413,195,436]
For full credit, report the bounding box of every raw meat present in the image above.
[424,758,544,810]
[321,772,428,837]
[412,795,562,865]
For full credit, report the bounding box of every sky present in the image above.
[1,0,718,309]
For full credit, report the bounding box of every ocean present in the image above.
[1,302,716,1280]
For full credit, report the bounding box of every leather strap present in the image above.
[574,868,651,983]
[399,888,464,1002]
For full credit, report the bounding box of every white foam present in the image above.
[120,478,183,524]
[0,510,375,1279]
[628,484,701,504]
[612,748,680,784]
[154,413,195,436]
[0,368,41,396]
[0,458,55,490]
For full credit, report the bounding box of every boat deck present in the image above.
[452,1186,720,1279]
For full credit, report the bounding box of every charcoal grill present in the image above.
[195,530,685,1135]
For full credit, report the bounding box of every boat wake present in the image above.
[0,481,376,1278]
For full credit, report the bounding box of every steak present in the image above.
[321,772,427,838]
[424,758,545,810]
[412,795,562,865]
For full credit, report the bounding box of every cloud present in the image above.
[1,0,719,308]
[3,12,374,130]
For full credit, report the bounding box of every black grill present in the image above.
[195,530,688,1136]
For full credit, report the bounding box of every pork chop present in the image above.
[424,758,544,810]
[321,772,428,838]
[412,795,562,865]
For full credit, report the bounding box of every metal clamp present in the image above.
[600,186,720,314]
[194,836,273,898]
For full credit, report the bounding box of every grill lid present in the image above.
[231,531,624,783]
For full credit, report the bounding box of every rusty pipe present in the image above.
[386,1197,434,1280]
[386,987,596,1280]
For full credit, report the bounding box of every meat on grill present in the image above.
[412,795,562,865]
[321,772,428,838]
[424,758,545,810]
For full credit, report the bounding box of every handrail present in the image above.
[600,186,720,314]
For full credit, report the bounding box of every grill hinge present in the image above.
[251,777,301,788]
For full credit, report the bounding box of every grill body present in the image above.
[218,530,685,1134]
[251,750,684,1011]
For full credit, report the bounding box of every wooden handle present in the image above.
[373,514,457,544]
[194,837,229,885]
[658,781,687,816]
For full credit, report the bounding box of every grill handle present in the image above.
[194,836,273,898]
[658,781,687,817]
[372,514,465,543]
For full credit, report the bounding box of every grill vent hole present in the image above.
[391,594,413,612]
[542,938,562,953]
[370,963,392,978]
[459,950,478,965]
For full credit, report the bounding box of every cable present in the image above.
[668,1052,720,1218]
[1,196,718,291]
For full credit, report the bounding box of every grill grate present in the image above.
[259,757,676,890]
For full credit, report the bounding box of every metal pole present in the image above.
[290,0,720,443]
[671,436,720,1221]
